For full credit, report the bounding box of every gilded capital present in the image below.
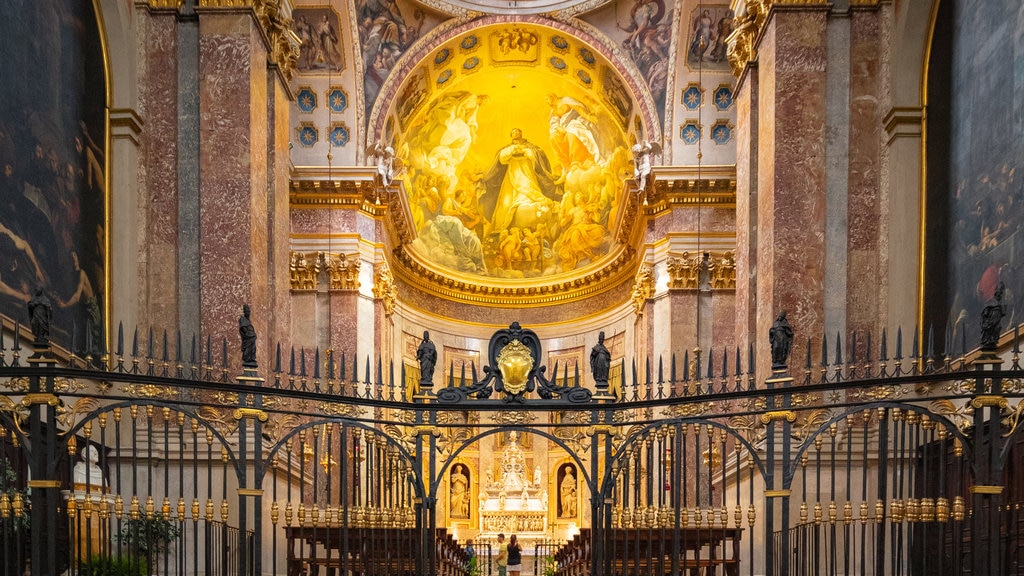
[289,251,322,291]
[326,253,361,291]
[289,251,360,291]
[666,251,735,290]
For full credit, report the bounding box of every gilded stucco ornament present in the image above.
[631,264,654,317]
[725,0,766,77]
[373,263,397,317]
[497,340,534,397]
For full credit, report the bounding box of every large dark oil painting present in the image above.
[927,0,1024,349]
[0,0,106,355]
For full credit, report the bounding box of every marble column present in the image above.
[197,9,270,367]
[755,6,830,377]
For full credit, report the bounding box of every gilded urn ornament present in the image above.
[497,340,534,396]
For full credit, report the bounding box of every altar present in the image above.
[477,432,549,537]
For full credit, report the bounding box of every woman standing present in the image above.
[507,534,523,576]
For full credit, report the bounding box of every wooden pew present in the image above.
[285,526,470,576]
[553,527,741,576]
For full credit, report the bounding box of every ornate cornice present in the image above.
[289,178,380,208]
[288,251,360,291]
[391,245,638,307]
[646,165,737,213]
[666,251,736,290]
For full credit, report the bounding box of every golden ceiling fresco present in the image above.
[388,24,637,282]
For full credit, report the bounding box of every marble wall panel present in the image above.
[846,10,883,341]
[669,290,698,370]
[711,291,736,359]
[329,292,360,364]
[290,207,359,236]
[141,13,180,329]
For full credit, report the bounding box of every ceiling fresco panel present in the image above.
[387,24,638,285]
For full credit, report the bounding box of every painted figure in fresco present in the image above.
[450,464,470,518]
[294,15,316,69]
[481,129,562,238]
[358,0,424,113]
[556,189,607,271]
[709,15,734,62]
[417,330,436,385]
[547,94,602,170]
[315,14,343,69]
[239,304,258,368]
[689,9,714,61]
[620,0,664,55]
[559,465,577,518]
[619,0,669,117]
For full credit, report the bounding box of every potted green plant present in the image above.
[76,555,147,576]
[117,513,180,574]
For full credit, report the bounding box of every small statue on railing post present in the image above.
[769,310,793,370]
[28,287,52,348]
[239,304,258,369]
[417,330,436,389]
[590,331,611,394]
[980,281,1007,352]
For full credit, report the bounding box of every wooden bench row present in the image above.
[553,528,741,576]
[286,526,471,576]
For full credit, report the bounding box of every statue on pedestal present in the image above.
[239,304,258,368]
[769,311,793,369]
[417,330,437,386]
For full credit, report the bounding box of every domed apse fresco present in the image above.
[387,23,639,282]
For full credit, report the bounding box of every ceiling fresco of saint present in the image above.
[389,25,635,280]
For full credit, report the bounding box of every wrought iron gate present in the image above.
[3,317,1024,575]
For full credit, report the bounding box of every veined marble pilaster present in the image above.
[755,7,829,378]
[198,12,271,367]
[140,10,181,331]
[734,64,758,361]
[846,9,883,345]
